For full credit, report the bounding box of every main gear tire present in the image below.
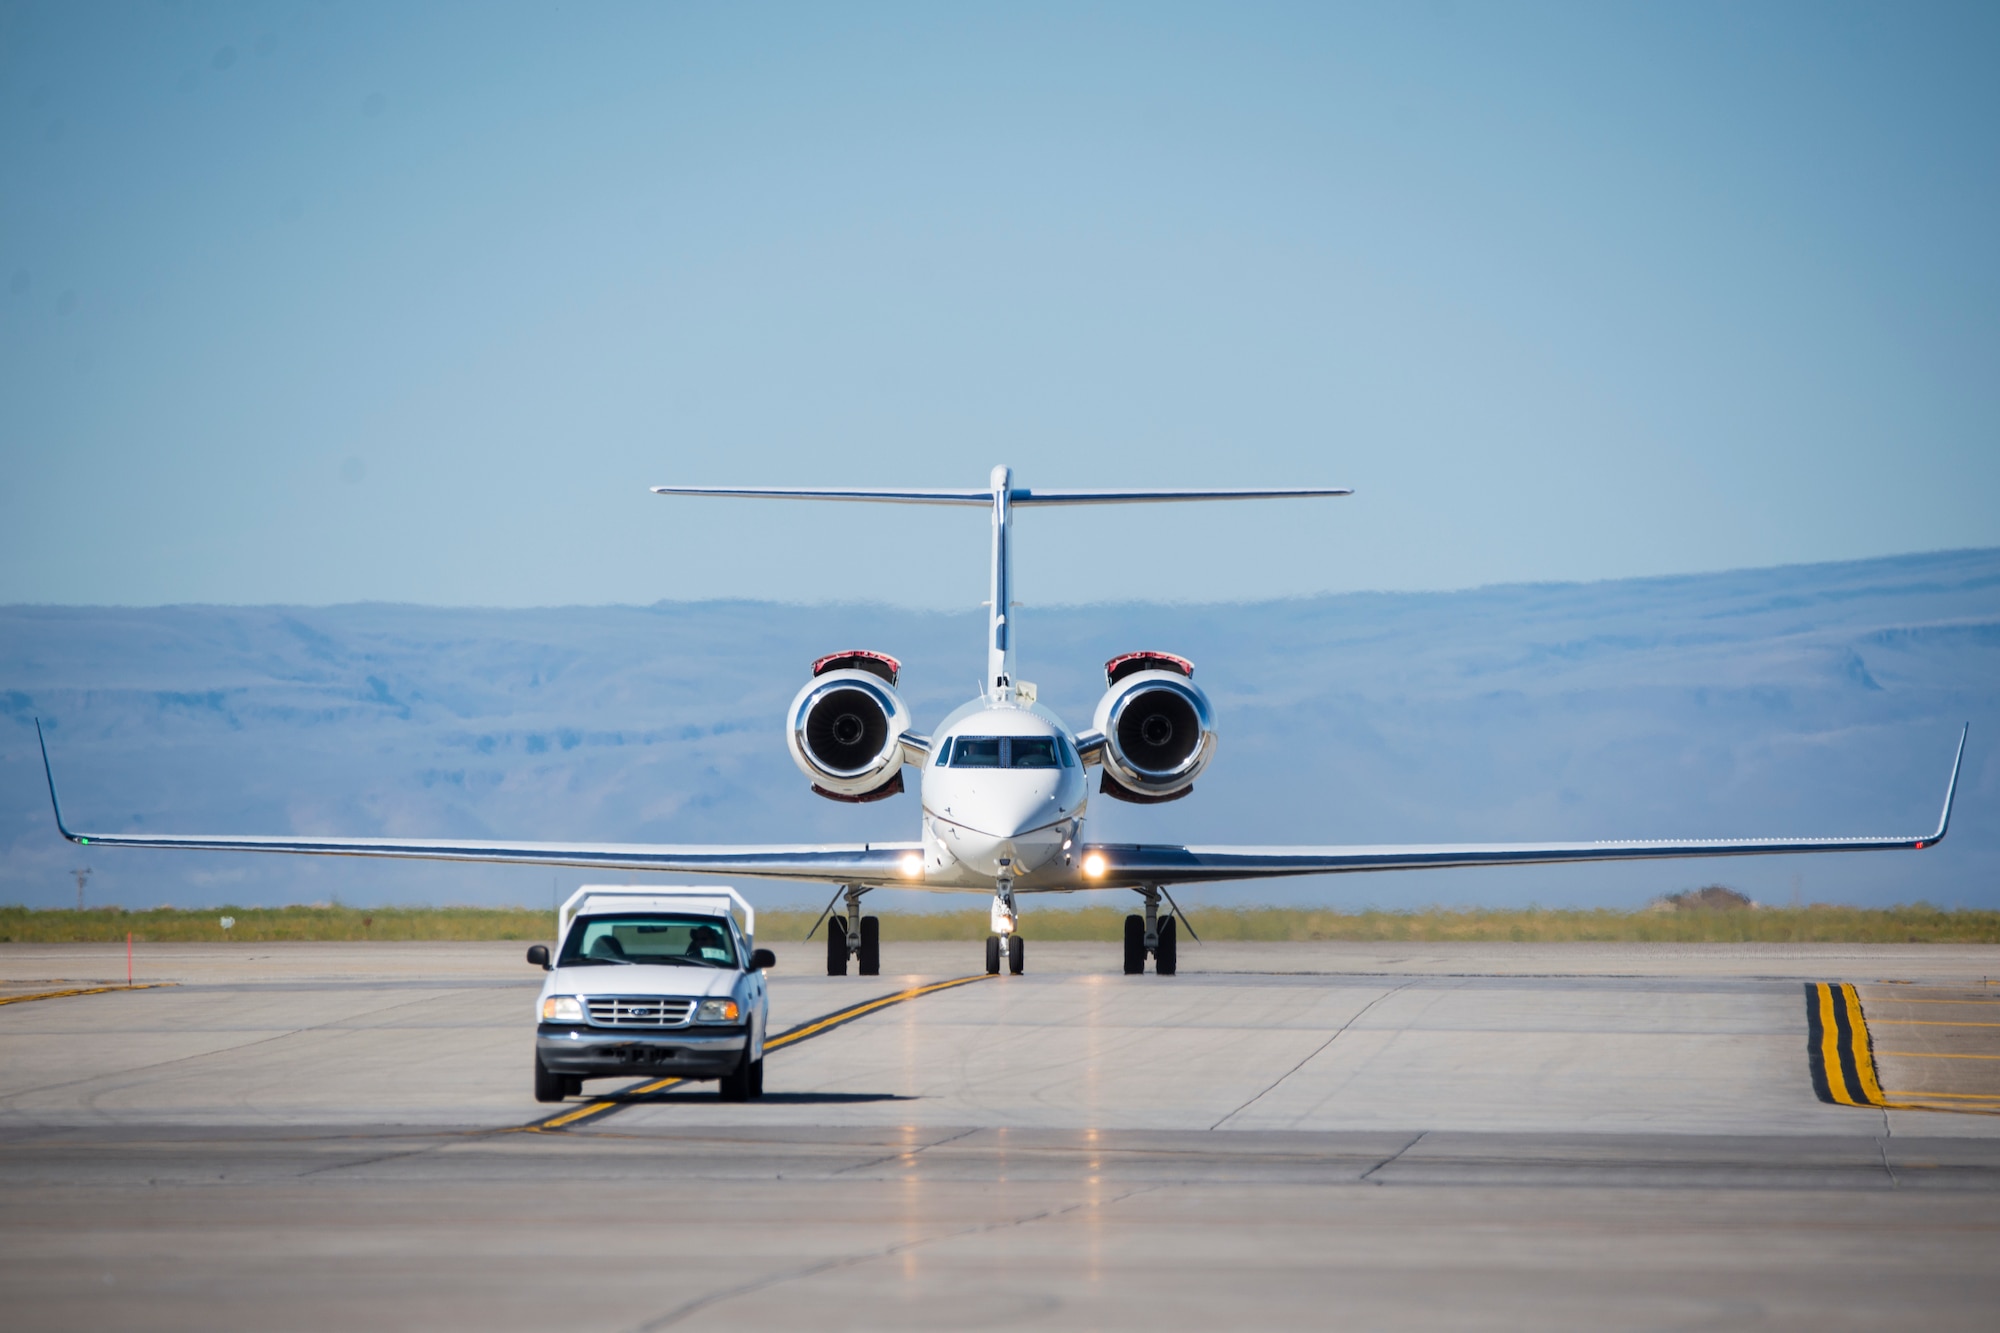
[858,915,881,976]
[1123,915,1146,975]
[826,915,849,976]
[1156,915,1178,976]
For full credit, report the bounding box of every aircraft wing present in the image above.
[1082,726,1967,886]
[36,724,919,885]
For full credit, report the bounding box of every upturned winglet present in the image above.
[35,719,81,844]
[1925,724,1968,847]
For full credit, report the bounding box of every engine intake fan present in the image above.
[787,651,913,800]
[1092,652,1216,802]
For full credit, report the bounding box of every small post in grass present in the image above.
[126,931,132,987]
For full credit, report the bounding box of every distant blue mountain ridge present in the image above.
[4,547,1997,915]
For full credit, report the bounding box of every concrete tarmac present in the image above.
[3,939,1998,1330]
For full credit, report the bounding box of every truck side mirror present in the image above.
[749,948,776,971]
[526,944,550,970]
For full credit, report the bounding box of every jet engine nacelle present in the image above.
[1092,652,1216,803]
[787,651,913,802]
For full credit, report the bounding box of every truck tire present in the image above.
[534,1055,566,1103]
[1156,915,1178,976]
[748,1057,765,1099]
[826,915,849,976]
[1123,915,1145,974]
[719,1050,752,1102]
[858,915,880,976]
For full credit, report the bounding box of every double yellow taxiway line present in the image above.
[1807,981,2000,1116]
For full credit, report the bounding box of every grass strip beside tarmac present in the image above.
[4,902,1998,945]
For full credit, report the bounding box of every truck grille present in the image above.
[586,997,694,1027]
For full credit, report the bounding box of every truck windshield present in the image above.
[559,914,739,968]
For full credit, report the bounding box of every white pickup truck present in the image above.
[526,886,774,1103]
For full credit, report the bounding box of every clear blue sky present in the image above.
[3,1,1996,611]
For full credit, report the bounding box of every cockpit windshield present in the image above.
[559,914,740,968]
[942,736,1075,768]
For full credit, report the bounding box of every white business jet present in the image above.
[38,466,1965,977]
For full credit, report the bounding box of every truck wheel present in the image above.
[1123,915,1145,974]
[1156,915,1178,976]
[748,1057,765,1098]
[858,915,880,976]
[534,1056,566,1103]
[1008,934,1025,975]
[826,915,849,976]
[719,1052,752,1102]
[985,934,1001,975]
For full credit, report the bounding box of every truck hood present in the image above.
[543,963,741,1000]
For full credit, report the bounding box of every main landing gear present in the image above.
[1123,887,1177,976]
[825,884,880,976]
[984,879,1025,975]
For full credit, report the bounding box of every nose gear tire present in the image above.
[985,934,1001,975]
[1008,934,1025,974]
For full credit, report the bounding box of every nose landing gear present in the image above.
[1123,886,1177,975]
[985,878,1024,975]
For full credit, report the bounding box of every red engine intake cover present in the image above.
[811,650,901,686]
[1103,651,1194,687]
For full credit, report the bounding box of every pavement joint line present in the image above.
[1807,982,2000,1117]
[622,1180,1160,1332]
[1870,1019,2000,1027]
[1877,1050,2000,1060]
[516,973,994,1133]
[0,983,175,1006]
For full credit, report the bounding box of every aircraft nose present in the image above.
[981,781,1065,838]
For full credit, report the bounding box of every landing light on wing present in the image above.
[1082,852,1107,877]
[900,853,923,877]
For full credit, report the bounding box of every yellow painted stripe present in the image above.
[1838,983,1889,1105]
[1876,1050,2000,1061]
[0,983,174,1007]
[534,1077,685,1129]
[1871,1019,2000,1028]
[1815,983,1855,1104]
[521,973,991,1132]
[764,974,989,1052]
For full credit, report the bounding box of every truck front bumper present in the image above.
[536,1024,748,1079]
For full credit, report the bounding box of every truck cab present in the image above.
[527,885,774,1103]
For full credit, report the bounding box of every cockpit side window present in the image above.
[1056,735,1078,768]
[1008,737,1059,768]
[949,736,1004,768]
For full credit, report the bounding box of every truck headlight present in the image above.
[541,995,584,1023]
[695,998,740,1023]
